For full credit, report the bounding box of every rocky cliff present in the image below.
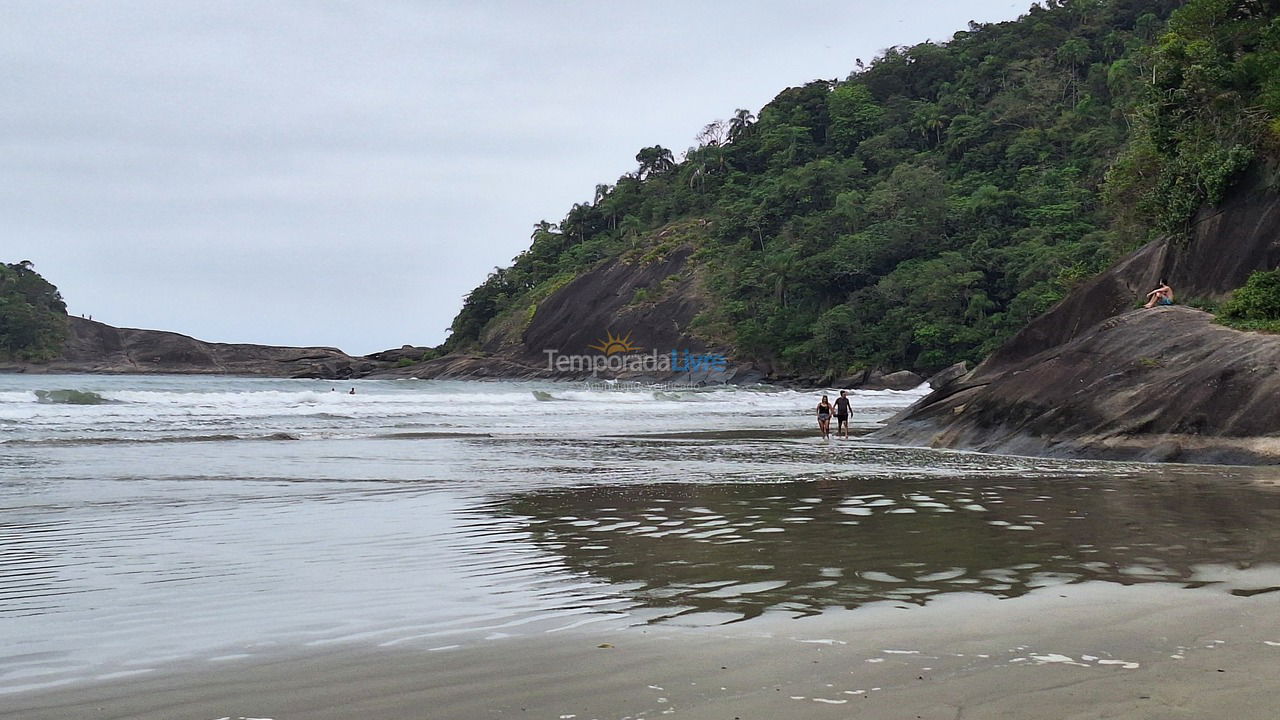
[876,167,1280,464]
[1,316,384,379]
[381,230,765,383]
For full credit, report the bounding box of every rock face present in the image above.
[877,168,1280,464]
[872,370,926,391]
[2,317,383,379]
[364,345,434,364]
[925,362,969,390]
[508,246,710,366]
[877,307,1280,464]
[397,241,764,384]
[830,368,926,391]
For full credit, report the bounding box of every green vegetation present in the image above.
[0,261,68,362]
[1220,268,1280,332]
[1105,0,1280,234]
[446,0,1280,376]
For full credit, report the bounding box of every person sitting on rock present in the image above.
[1143,279,1174,308]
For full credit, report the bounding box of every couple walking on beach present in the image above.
[816,391,851,439]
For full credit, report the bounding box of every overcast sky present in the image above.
[2,0,1029,354]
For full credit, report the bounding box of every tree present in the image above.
[908,102,947,145]
[592,184,611,205]
[1056,36,1090,74]
[1222,269,1280,322]
[531,220,558,239]
[828,83,882,153]
[696,120,726,147]
[635,145,676,179]
[727,108,756,141]
[0,261,68,362]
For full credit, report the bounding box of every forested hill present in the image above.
[0,261,67,362]
[442,0,1279,379]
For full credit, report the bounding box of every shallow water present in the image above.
[2,375,1279,693]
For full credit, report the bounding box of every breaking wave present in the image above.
[33,389,110,405]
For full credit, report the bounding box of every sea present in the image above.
[3,374,1280,695]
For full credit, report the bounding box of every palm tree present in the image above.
[618,215,644,241]
[1057,37,1090,105]
[597,192,620,231]
[763,249,798,307]
[592,184,611,206]
[687,163,706,191]
[635,146,675,178]
[530,220,558,239]
[727,108,756,142]
[563,203,589,245]
[909,103,947,145]
[654,147,675,173]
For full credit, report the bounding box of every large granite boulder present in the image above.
[876,307,1280,464]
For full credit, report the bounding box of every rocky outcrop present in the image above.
[877,307,1280,464]
[508,245,711,366]
[364,345,435,364]
[925,362,969,390]
[877,167,1280,464]
[393,234,765,383]
[2,317,385,379]
[830,368,927,391]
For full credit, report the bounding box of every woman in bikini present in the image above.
[816,394,832,439]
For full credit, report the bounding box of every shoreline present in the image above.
[5,579,1278,719]
[11,363,1280,466]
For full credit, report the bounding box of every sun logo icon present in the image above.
[588,330,642,356]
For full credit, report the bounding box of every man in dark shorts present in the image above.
[834,390,851,438]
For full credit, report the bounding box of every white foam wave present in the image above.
[0,377,929,443]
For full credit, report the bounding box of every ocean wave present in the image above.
[100,389,558,407]
[651,391,712,402]
[0,432,302,447]
[0,380,932,443]
[375,431,494,439]
[1,383,925,409]
[2,388,117,405]
[1,389,117,405]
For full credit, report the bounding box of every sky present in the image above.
[2,0,1031,355]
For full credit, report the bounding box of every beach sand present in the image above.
[5,580,1277,720]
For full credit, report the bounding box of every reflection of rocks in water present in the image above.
[491,473,1280,623]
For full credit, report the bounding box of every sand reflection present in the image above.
[491,469,1280,622]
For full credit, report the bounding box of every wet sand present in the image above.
[6,377,1280,718]
[6,580,1277,720]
